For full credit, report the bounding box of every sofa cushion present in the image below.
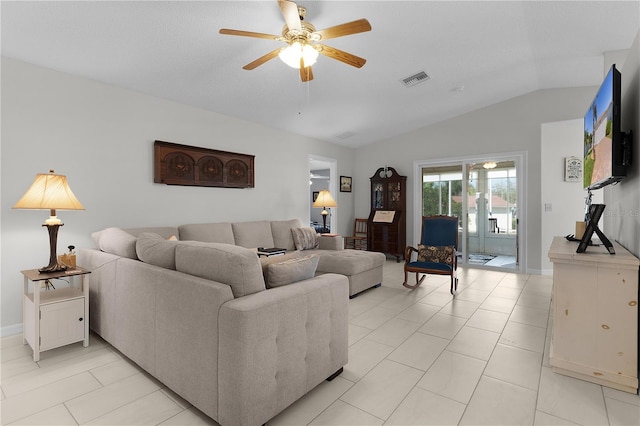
[232,221,275,248]
[175,241,265,298]
[417,245,454,264]
[178,223,235,245]
[266,254,319,288]
[291,227,319,250]
[136,233,178,270]
[92,227,138,259]
[315,249,386,275]
[271,219,302,251]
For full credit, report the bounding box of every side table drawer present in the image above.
[40,297,85,351]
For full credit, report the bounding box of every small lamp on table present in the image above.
[312,189,337,233]
[13,170,85,273]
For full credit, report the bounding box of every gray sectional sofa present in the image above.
[79,219,385,426]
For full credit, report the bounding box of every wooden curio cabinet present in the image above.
[367,167,407,262]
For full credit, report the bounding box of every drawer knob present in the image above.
[78,317,83,322]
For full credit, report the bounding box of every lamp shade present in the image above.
[312,189,337,208]
[13,170,85,211]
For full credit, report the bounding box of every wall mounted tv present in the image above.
[583,64,632,190]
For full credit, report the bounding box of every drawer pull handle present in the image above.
[629,301,637,307]
[601,324,609,330]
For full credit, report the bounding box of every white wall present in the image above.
[540,119,603,274]
[354,87,597,273]
[0,58,355,332]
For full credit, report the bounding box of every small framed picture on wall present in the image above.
[340,176,352,192]
[313,191,319,202]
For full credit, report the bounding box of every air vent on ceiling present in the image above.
[401,71,430,87]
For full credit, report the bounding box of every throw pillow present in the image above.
[266,254,320,288]
[417,245,454,264]
[94,227,138,259]
[291,227,319,250]
[136,233,178,270]
[260,250,301,278]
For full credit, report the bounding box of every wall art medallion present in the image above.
[154,140,254,188]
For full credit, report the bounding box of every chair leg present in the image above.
[403,271,426,289]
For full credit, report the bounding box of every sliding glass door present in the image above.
[465,161,518,268]
[417,153,524,271]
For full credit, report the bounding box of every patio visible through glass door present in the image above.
[421,160,518,270]
[465,161,518,269]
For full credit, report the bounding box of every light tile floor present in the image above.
[2,260,639,425]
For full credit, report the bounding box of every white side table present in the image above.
[21,267,91,362]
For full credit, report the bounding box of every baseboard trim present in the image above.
[1,323,23,337]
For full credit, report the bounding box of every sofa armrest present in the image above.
[217,274,348,426]
[318,235,344,250]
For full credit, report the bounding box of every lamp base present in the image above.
[39,223,67,273]
[321,210,328,233]
[39,262,68,274]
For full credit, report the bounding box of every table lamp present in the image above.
[13,170,85,273]
[312,189,337,232]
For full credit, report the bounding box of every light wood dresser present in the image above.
[548,236,639,393]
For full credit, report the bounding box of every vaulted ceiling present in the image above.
[2,1,639,148]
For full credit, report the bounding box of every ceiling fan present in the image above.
[219,0,371,82]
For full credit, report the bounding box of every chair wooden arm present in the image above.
[404,246,418,263]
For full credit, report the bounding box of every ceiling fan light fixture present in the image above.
[278,41,318,68]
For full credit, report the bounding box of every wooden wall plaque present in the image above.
[154,141,254,188]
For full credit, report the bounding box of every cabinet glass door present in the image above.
[373,183,384,208]
[388,182,401,209]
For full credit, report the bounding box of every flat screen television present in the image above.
[583,64,631,190]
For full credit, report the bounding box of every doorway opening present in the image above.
[415,152,526,272]
[309,155,338,233]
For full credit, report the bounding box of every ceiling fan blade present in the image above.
[278,0,301,31]
[300,58,313,82]
[243,48,283,70]
[219,28,280,40]
[317,44,367,68]
[314,19,371,41]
